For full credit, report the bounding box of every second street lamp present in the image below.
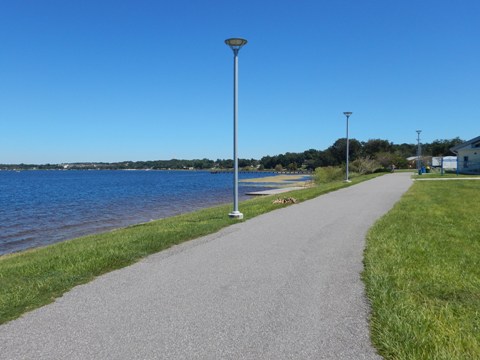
[225,38,247,219]
[416,130,422,174]
[343,112,352,182]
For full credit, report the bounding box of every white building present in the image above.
[450,136,480,174]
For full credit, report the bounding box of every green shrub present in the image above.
[314,166,344,183]
[350,157,382,174]
[375,152,409,169]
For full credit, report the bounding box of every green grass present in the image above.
[363,180,480,359]
[0,173,380,325]
[414,172,479,179]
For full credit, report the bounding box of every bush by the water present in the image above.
[314,166,344,183]
[350,157,383,175]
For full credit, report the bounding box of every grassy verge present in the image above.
[413,173,479,179]
[0,173,379,325]
[363,180,480,359]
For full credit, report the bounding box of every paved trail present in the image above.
[0,173,413,360]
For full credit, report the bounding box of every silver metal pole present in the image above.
[343,112,352,182]
[225,38,246,219]
[416,130,422,173]
[346,115,350,182]
[229,49,243,219]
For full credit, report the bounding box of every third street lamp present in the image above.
[343,112,352,182]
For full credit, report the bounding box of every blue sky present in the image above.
[1,0,479,164]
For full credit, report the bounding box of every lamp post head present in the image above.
[225,38,248,53]
[343,112,352,118]
[416,130,422,134]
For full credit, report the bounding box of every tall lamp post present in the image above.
[343,112,352,182]
[225,38,247,219]
[416,130,422,173]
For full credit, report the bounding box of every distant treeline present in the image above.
[259,137,463,171]
[1,137,463,171]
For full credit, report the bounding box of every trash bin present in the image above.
[421,166,426,173]
[418,169,422,175]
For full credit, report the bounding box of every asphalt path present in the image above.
[0,173,413,360]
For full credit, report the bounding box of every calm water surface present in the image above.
[0,170,274,255]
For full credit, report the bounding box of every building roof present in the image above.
[450,136,480,153]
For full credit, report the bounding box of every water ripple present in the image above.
[0,170,271,255]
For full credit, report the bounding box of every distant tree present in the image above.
[303,149,320,160]
[393,143,417,158]
[375,152,408,169]
[193,158,214,169]
[284,152,304,168]
[303,159,317,171]
[424,137,464,156]
[328,138,363,165]
[362,139,393,157]
[217,159,233,168]
[249,158,259,168]
[260,152,303,169]
[316,150,337,167]
[287,162,298,171]
[260,155,275,169]
[238,158,255,168]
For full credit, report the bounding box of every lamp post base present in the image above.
[228,211,244,220]
[344,179,352,183]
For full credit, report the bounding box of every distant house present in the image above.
[450,136,480,174]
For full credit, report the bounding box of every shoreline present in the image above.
[1,172,309,256]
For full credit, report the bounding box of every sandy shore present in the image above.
[240,174,312,187]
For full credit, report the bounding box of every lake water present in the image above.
[0,170,276,255]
